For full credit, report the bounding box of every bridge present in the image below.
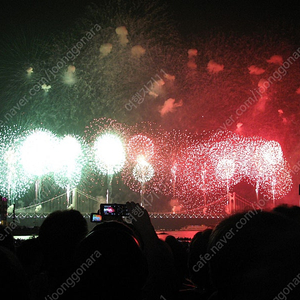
[6,189,261,224]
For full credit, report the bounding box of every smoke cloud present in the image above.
[159,98,183,116]
[248,65,265,75]
[187,49,197,69]
[99,43,113,56]
[207,60,224,74]
[267,55,283,65]
[131,45,146,58]
[115,26,129,45]
[63,65,76,85]
[164,73,175,81]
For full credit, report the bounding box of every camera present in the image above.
[90,204,129,222]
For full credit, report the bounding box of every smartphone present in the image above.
[100,204,129,217]
[90,213,102,222]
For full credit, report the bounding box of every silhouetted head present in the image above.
[188,228,213,291]
[208,211,300,300]
[70,221,148,300]
[0,224,15,253]
[16,237,43,278]
[273,204,300,224]
[39,209,88,272]
[165,235,188,285]
[0,246,30,300]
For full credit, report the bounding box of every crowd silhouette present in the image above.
[1,202,300,299]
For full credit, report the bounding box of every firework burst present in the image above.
[0,126,32,203]
[127,134,154,161]
[19,128,58,178]
[132,156,155,183]
[93,133,126,175]
[84,118,128,175]
[121,122,171,196]
[53,135,87,190]
[248,138,291,201]
[84,118,129,202]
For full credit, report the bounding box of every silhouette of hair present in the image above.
[38,209,88,273]
[208,211,300,300]
[0,246,30,300]
[16,237,43,279]
[69,220,148,300]
[0,225,15,253]
[165,235,188,285]
[273,204,300,224]
[188,228,213,292]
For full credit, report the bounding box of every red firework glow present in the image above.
[173,131,292,210]
[121,122,171,196]
[122,129,292,212]
[123,134,156,198]
[85,119,292,212]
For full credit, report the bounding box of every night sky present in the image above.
[1,0,300,36]
[1,0,300,140]
[1,0,300,205]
